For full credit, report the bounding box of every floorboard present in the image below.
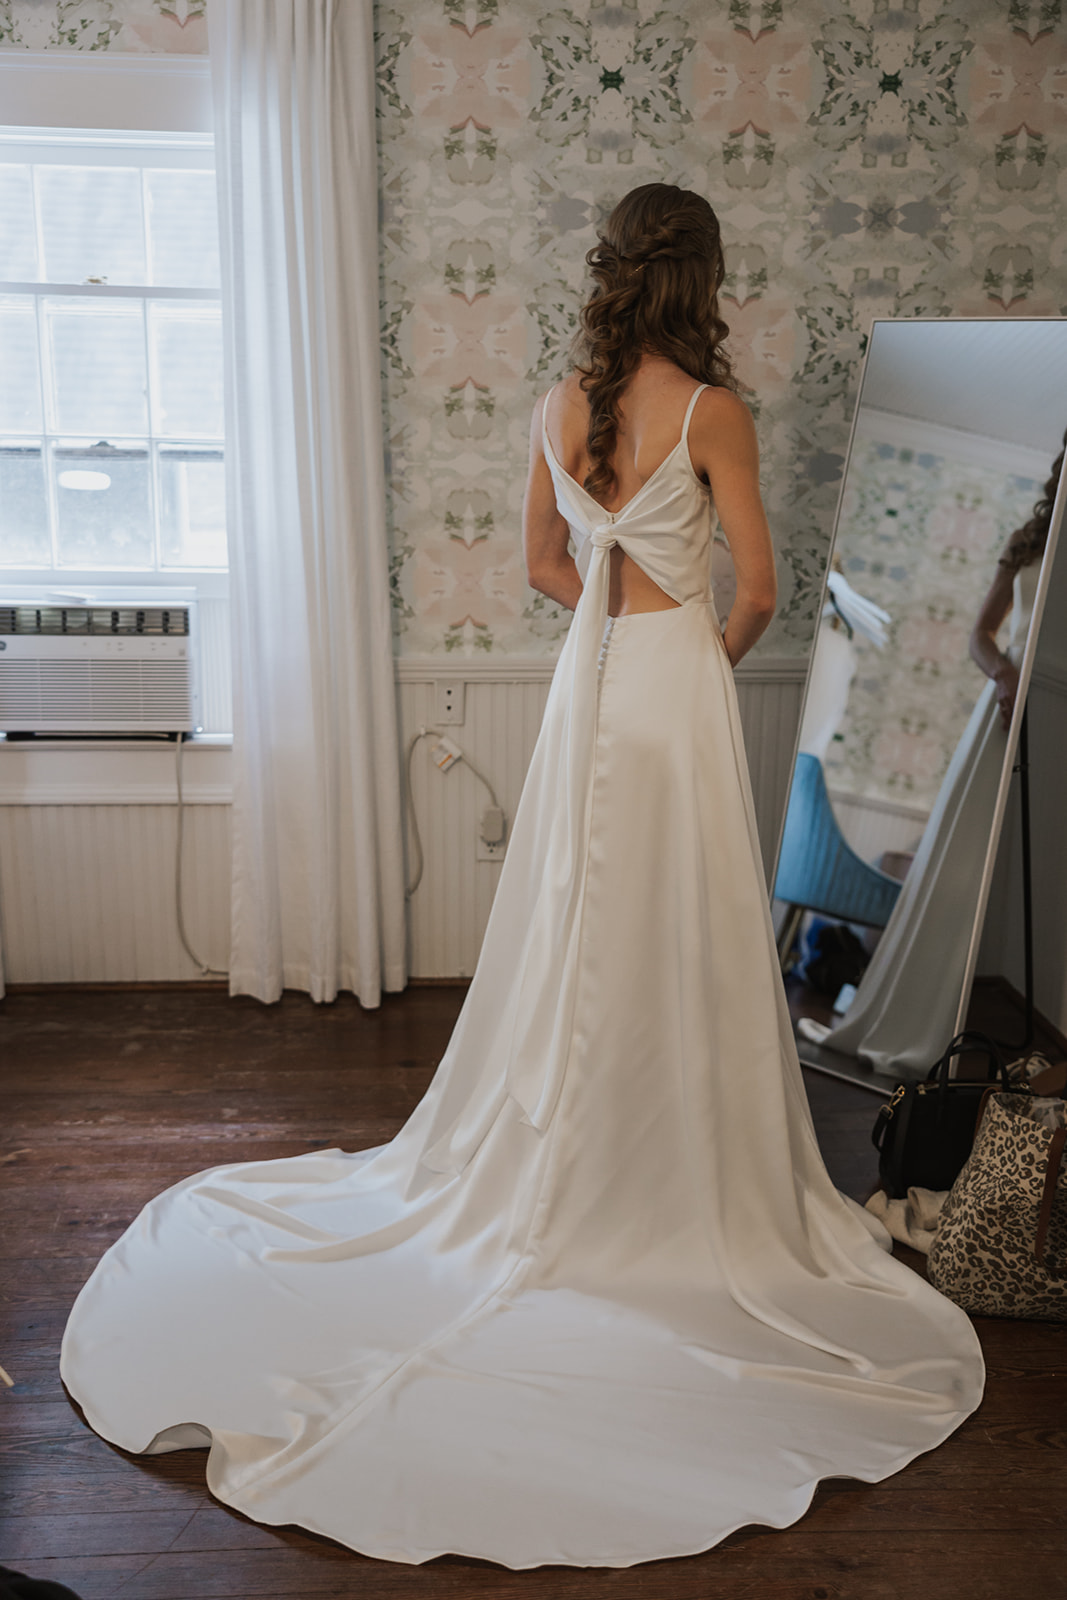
[1,988,1063,1600]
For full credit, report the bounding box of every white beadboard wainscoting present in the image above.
[0,801,233,984]
[828,788,930,864]
[0,656,806,985]
[0,739,233,984]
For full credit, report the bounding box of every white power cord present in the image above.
[174,723,502,950]
[175,733,228,977]
[404,724,504,899]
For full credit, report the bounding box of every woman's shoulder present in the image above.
[533,372,583,422]
[544,371,586,410]
[689,383,756,452]
[639,365,754,429]
[534,375,589,460]
[690,381,751,420]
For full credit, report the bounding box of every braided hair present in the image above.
[569,183,738,501]
[998,425,1067,574]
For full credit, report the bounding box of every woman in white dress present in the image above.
[825,435,1067,1077]
[60,184,986,1570]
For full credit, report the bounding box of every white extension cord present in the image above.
[174,724,504,956]
[174,732,228,977]
[404,724,506,899]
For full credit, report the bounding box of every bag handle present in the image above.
[1034,1124,1067,1273]
[973,1072,1040,1144]
[927,1030,1012,1095]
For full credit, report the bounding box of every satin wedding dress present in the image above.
[825,559,1040,1076]
[61,384,985,1570]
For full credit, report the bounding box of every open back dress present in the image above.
[60,381,986,1570]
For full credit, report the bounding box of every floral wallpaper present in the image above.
[6,0,1067,658]
[0,0,205,52]
[822,432,1042,813]
[375,0,1067,657]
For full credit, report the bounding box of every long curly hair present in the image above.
[998,426,1066,573]
[569,183,738,501]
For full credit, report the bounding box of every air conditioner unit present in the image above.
[0,587,200,735]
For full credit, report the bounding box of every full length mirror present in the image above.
[775,317,1067,1090]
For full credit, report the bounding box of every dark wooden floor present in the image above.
[1,987,1064,1599]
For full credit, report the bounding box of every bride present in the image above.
[60,183,986,1570]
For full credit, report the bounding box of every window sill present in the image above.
[0,733,232,750]
[0,734,233,805]
[0,570,230,599]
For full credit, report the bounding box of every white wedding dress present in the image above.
[61,385,986,1570]
[825,559,1040,1076]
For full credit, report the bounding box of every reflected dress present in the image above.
[60,383,986,1570]
[825,560,1040,1076]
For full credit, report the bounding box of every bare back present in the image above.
[527,352,775,659]
[544,360,711,616]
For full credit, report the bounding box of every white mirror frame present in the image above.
[772,314,1067,1079]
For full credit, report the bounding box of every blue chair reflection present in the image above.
[774,753,902,965]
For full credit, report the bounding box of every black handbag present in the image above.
[871,1030,1018,1200]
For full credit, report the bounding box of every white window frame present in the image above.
[0,51,232,748]
[0,124,227,596]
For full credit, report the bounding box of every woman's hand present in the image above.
[690,389,777,669]
[993,656,1019,731]
[969,560,1018,732]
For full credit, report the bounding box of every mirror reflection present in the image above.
[977,500,1067,1061]
[775,317,1067,1086]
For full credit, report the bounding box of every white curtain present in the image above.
[208,0,407,1005]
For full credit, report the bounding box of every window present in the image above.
[0,127,226,579]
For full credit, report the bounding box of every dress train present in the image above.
[60,385,986,1568]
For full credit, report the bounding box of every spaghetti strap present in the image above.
[681,383,709,443]
[541,381,561,463]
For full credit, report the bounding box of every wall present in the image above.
[0,1,206,53]
[374,0,1067,659]
[1,1,1065,983]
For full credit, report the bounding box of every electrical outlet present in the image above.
[434,680,465,725]
[476,830,507,863]
[477,804,506,861]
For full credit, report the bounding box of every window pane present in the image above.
[145,169,220,288]
[46,298,148,437]
[0,166,38,280]
[0,298,43,433]
[36,165,146,285]
[148,303,223,439]
[0,442,50,564]
[159,448,227,567]
[51,440,153,567]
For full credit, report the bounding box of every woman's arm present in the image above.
[691,390,777,667]
[522,393,583,611]
[969,561,1018,731]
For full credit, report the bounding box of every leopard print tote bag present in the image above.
[926,1090,1067,1322]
